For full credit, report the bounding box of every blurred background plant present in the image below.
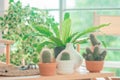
[0,0,58,66]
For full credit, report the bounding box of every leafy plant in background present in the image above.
[26,12,109,52]
[0,0,58,66]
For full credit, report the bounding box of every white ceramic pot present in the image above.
[57,60,74,74]
[65,43,83,69]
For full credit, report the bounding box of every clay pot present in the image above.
[110,77,120,80]
[38,62,56,76]
[86,61,104,72]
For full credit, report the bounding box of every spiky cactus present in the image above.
[42,50,51,63]
[60,52,70,60]
[90,34,100,46]
[83,34,107,61]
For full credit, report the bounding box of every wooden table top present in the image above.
[0,72,114,80]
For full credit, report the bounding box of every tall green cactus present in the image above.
[60,52,70,60]
[82,34,107,61]
[90,34,100,46]
[42,50,51,63]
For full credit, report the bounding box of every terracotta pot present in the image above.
[86,61,104,72]
[110,77,120,80]
[38,62,56,76]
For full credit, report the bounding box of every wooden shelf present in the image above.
[18,72,114,80]
[0,39,14,44]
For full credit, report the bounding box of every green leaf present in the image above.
[36,41,55,52]
[51,23,60,38]
[101,40,107,48]
[49,36,64,47]
[34,24,53,37]
[65,32,79,43]
[64,12,70,20]
[0,17,3,20]
[9,0,14,3]
[23,32,43,40]
[72,24,110,43]
[74,37,89,44]
[61,18,71,44]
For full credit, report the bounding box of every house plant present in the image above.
[56,51,74,74]
[82,34,107,72]
[0,1,57,65]
[25,12,109,58]
[38,48,56,76]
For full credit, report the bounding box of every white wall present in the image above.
[0,0,9,16]
[0,0,9,55]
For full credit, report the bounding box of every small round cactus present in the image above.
[42,50,51,63]
[60,52,70,60]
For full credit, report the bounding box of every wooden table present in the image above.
[0,39,14,65]
[0,72,114,80]
[22,72,114,80]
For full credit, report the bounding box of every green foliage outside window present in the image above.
[0,1,58,66]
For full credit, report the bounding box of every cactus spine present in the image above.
[42,50,51,63]
[83,34,107,61]
[61,52,70,60]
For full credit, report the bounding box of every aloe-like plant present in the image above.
[25,13,109,52]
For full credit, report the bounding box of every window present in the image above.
[1,0,120,76]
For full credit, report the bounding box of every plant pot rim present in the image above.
[38,62,56,65]
[85,60,104,62]
[58,60,74,62]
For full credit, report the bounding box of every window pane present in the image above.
[66,0,120,8]
[68,10,120,33]
[17,0,59,9]
[49,11,59,23]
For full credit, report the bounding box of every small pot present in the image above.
[38,62,56,76]
[85,61,104,72]
[57,60,74,74]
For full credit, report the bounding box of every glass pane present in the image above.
[105,50,120,61]
[49,11,59,23]
[66,0,120,8]
[16,0,59,9]
[67,10,120,33]
[67,10,120,60]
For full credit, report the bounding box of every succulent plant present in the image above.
[60,52,70,60]
[41,50,51,63]
[83,34,107,61]
[90,34,100,46]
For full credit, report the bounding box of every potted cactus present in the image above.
[82,34,107,72]
[56,51,74,74]
[38,48,56,76]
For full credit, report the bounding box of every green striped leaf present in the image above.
[51,23,60,38]
[37,41,55,52]
[49,36,64,47]
[72,24,110,43]
[61,18,71,44]
[34,24,53,37]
